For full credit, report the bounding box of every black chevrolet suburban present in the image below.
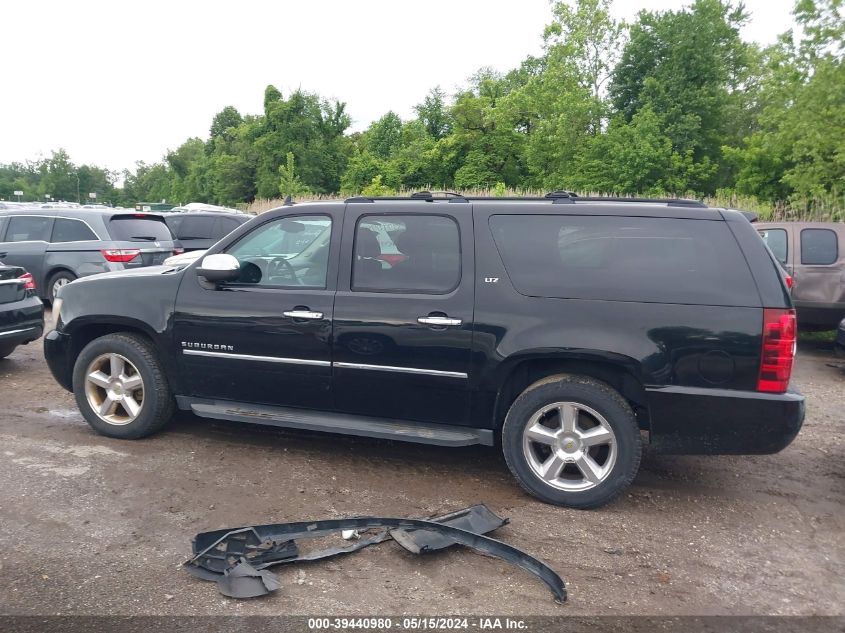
[44,193,804,508]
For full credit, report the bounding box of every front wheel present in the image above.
[502,374,642,509]
[72,333,174,439]
[0,343,16,359]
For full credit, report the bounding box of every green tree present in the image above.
[278,152,311,198]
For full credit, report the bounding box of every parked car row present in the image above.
[0,206,250,303]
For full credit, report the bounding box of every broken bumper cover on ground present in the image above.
[184,504,566,602]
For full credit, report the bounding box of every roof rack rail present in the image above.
[569,196,706,208]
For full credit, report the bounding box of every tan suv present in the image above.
[757,221,845,329]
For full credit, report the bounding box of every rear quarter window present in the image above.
[490,215,759,306]
[758,228,788,264]
[107,216,173,242]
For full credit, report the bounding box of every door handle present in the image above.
[283,310,324,320]
[0,253,7,258]
[417,316,462,327]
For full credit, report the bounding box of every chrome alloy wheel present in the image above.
[84,353,145,425]
[52,277,71,299]
[522,401,617,491]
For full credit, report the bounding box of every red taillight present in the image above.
[758,308,796,393]
[101,248,140,263]
[784,273,793,289]
[172,247,185,255]
[18,272,35,290]
[378,254,408,266]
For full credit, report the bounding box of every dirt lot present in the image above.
[0,321,842,617]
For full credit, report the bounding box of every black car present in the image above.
[0,261,44,359]
[162,212,251,253]
[43,193,804,508]
[835,318,845,357]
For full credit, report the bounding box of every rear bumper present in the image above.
[44,329,73,391]
[0,295,44,348]
[646,384,805,454]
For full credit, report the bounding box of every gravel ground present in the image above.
[0,324,842,616]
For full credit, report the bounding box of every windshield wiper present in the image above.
[130,235,160,241]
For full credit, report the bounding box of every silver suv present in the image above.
[0,208,178,303]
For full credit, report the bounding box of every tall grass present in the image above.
[246,188,845,221]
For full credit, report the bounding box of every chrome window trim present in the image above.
[183,349,330,367]
[334,361,467,379]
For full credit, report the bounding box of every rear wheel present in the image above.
[47,270,76,303]
[72,333,174,439]
[502,374,641,509]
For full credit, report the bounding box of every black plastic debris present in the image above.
[217,559,282,598]
[184,504,566,602]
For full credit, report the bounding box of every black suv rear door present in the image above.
[172,206,341,409]
[332,203,474,426]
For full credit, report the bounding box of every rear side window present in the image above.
[107,216,173,242]
[352,215,461,293]
[52,218,98,243]
[166,216,217,240]
[800,228,837,265]
[758,228,788,264]
[490,215,758,306]
[4,216,53,242]
[214,217,244,237]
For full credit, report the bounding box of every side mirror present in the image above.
[197,253,240,283]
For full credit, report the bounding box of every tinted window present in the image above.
[4,216,53,242]
[800,228,837,265]
[214,217,243,236]
[226,215,331,288]
[107,216,173,242]
[166,216,217,240]
[490,215,758,305]
[352,215,460,293]
[758,228,788,264]
[52,218,98,243]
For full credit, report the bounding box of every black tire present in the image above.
[502,374,642,509]
[0,343,16,359]
[72,333,175,439]
[47,270,77,304]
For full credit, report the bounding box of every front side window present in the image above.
[4,216,53,242]
[52,218,98,243]
[352,214,461,293]
[758,228,788,264]
[226,215,331,288]
[800,228,838,265]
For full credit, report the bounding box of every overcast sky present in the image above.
[0,0,796,173]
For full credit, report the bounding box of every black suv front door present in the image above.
[173,207,341,409]
[332,204,474,426]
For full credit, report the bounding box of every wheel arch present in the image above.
[63,317,181,393]
[492,352,650,432]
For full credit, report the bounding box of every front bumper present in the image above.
[646,384,805,454]
[0,295,44,348]
[44,329,73,391]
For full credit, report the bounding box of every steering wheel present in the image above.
[268,257,299,284]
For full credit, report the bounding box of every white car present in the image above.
[164,249,206,267]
